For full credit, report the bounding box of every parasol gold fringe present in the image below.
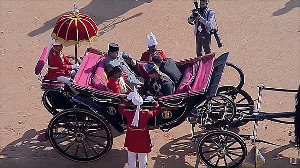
[51,31,99,47]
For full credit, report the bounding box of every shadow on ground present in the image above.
[28,0,153,37]
[0,128,127,168]
[152,132,204,168]
[273,0,299,16]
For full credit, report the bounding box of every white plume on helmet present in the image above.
[147,32,158,47]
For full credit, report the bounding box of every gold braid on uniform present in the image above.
[149,50,159,62]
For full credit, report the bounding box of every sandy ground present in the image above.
[0,0,299,167]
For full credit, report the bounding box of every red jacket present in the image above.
[107,75,127,94]
[44,48,73,80]
[118,101,161,153]
[107,78,121,93]
[140,49,167,62]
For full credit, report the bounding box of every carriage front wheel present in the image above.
[48,108,113,161]
[197,130,247,168]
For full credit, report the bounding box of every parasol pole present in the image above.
[73,3,79,63]
[75,43,78,63]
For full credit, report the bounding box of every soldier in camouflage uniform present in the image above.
[143,63,175,97]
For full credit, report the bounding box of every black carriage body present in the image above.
[69,52,229,132]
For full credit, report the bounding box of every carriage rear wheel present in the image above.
[198,130,247,168]
[218,86,254,127]
[48,108,113,161]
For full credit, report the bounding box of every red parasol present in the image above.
[51,5,99,62]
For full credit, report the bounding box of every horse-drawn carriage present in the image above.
[36,47,239,157]
[35,46,298,167]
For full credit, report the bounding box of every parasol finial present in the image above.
[72,3,79,13]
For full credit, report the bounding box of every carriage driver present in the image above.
[143,63,175,97]
[105,43,143,90]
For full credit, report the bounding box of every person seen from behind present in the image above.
[152,55,182,87]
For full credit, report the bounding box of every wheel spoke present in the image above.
[53,132,69,139]
[223,156,228,167]
[228,146,243,150]
[226,141,237,148]
[207,152,218,161]
[56,136,74,144]
[86,137,106,148]
[88,134,108,139]
[202,149,218,154]
[75,144,79,157]
[83,120,96,132]
[82,140,89,158]
[225,152,237,164]
[215,157,220,167]
[85,139,100,155]
[202,143,218,149]
[63,140,77,152]
[66,121,76,131]
[87,128,105,134]
[73,113,80,128]
[227,151,243,157]
[209,137,220,148]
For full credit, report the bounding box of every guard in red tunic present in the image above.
[44,43,78,80]
[118,88,161,168]
[140,32,167,62]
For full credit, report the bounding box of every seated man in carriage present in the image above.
[152,55,182,87]
[142,63,175,97]
[105,43,143,91]
[140,32,167,62]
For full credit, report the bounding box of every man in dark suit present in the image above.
[152,55,182,87]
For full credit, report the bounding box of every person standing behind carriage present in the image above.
[140,32,167,62]
[118,88,161,168]
[44,42,79,80]
[105,43,142,90]
[188,0,215,57]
